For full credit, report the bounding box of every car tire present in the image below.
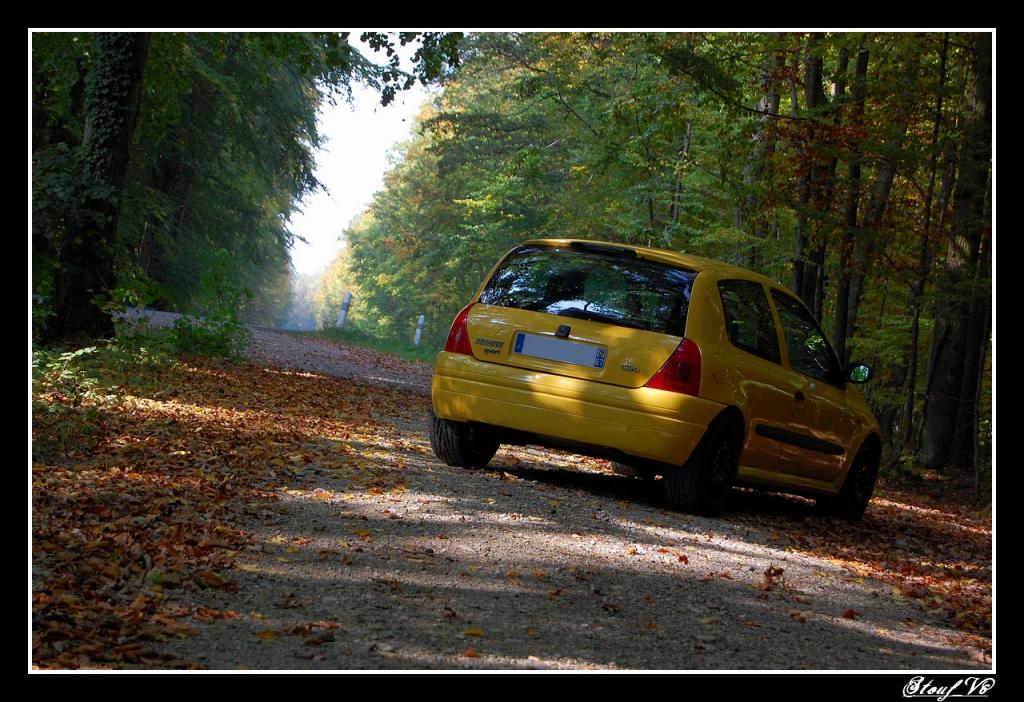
[664,418,741,516]
[818,443,879,521]
[429,410,500,468]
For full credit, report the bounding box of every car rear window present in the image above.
[479,245,695,336]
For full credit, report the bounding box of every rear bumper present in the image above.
[431,352,726,466]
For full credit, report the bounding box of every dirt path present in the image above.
[128,309,432,395]
[130,314,991,670]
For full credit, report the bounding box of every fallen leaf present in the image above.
[194,607,240,621]
[304,632,335,646]
[195,570,229,589]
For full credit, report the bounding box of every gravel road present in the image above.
[126,309,432,395]
[132,312,990,670]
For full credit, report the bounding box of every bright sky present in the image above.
[287,78,430,276]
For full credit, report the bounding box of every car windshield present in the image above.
[479,245,695,336]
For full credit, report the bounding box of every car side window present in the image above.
[771,291,841,385]
[717,280,781,364]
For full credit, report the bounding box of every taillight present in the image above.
[645,338,701,396]
[444,303,475,355]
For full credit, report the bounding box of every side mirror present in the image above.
[847,362,873,384]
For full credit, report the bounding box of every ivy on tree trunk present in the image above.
[45,33,150,342]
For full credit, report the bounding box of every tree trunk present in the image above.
[739,36,784,266]
[913,130,960,450]
[973,306,990,502]
[952,198,991,465]
[669,121,693,228]
[918,33,991,470]
[846,43,920,340]
[794,34,824,305]
[808,47,848,321]
[901,34,949,449]
[877,362,908,445]
[833,46,868,366]
[45,33,150,342]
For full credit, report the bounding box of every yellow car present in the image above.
[429,239,881,518]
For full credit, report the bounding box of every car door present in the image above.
[767,290,860,483]
[712,279,799,477]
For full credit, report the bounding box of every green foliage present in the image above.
[33,31,462,341]
[333,33,782,351]
[311,31,990,469]
[362,32,462,105]
[32,294,52,345]
[311,322,438,364]
[89,264,168,327]
[169,316,249,360]
[32,347,103,407]
[310,243,362,330]
[33,30,989,471]
[32,348,106,462]
[31,141,112,341]
[31,337,174,461]
[166,248,252,360]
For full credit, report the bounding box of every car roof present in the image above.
[521,238,782,289]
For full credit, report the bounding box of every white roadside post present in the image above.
[413,314,426,346]
[336,291,352,329]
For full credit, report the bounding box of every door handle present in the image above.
[794,389,806,401]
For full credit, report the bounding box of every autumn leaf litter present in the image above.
[32,315,992,670]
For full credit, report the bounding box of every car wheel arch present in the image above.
[711,405,746,448]
[819,431,883,520]
[853,432,882,475]
[664,405,744,515]
[862,432,882,456]
[680,404,745,466]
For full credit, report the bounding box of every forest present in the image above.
[307,33,992,479]
[30,30,994,672]
[32,31,991,480]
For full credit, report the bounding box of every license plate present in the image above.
[513,332,607,369]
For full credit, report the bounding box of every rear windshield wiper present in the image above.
[556,307,647,330]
